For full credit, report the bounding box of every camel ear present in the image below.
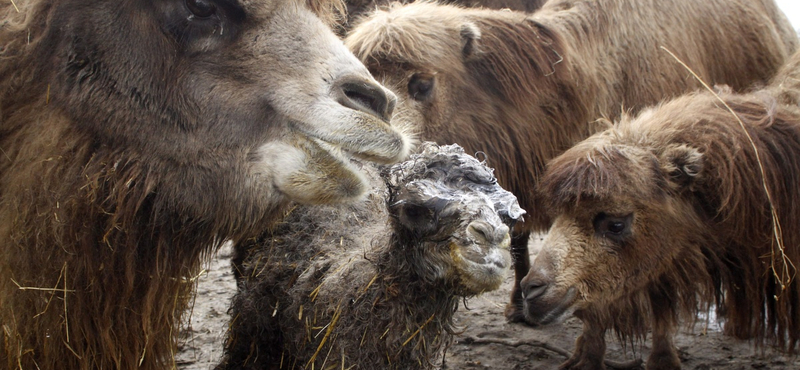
[460,22,482,60]
[660,144,703,190]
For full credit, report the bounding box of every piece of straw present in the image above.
[306,302,343,368]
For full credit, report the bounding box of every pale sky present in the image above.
[776,0,800,32]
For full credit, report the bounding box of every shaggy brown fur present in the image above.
[344,0,799,320]
[523,51,800,369]
[217,143,524,370]
[342,0,546,32]
[0,0,410,369]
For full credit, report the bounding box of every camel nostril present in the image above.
[522,279,548,301]
[468,221,509,244]
[336,79,396,121]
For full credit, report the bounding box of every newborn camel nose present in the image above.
[334,77,397,121]
[468,220,510,245]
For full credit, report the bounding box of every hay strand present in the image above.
[63,262,69,344]
[401,313,436,348]
[306,302,343,367]
[10,278,75,292]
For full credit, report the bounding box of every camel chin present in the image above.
[254,99,412,206]
[256,133,367,205]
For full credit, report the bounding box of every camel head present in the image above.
[13,0,411,226]
[345,1,569,152]
[519,123,707,326]
[345,2,494,144]
[385,143,525,294]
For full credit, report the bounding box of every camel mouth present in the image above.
[522,286,578,327]
[288,118,409,165]
[449,236,512,294]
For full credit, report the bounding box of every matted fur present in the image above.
[344,0,799,320]
[342,0,546,33]
[530,51,800,368]
[217,144,524,370]
[0,0,408,369]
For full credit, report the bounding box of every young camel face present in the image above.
[386,144,526,294]
[35,0,410,211]
[519,135,704,325]
[345,2,502,149]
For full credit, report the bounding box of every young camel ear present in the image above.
[460,22,482,60]
[660,144,703,190]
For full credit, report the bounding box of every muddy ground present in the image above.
[176,238,800,370]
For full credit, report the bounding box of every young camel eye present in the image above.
[607,221,625,234]
[186,0,217,18]
[408,73,435,101]
[592,212,633,241]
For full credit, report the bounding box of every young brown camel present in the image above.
[523,50,800,369]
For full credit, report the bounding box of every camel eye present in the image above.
[394,202,438,236]
[408,73,434,101]
[402,204,430,219]
[607,221,625,234]
[186,0,217,18]
[593,212,632,241]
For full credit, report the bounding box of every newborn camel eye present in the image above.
[402,203,431,220]
[394,202,438,236]
[593,212,633,242]
[186,0,217,18]
[408,73,435,101]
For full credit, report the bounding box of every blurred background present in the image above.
[776,0,798,32]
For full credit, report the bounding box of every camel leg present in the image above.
[560,310,608,370]
[505,230,531,322]
[646,331,680,370]
[647,290,681,370]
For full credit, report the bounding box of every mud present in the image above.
[177,239,799,370]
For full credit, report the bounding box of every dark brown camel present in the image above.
[0,0,409,368]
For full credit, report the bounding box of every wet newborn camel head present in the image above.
[385,143,526,293]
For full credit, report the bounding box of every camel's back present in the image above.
[540,0,798,118]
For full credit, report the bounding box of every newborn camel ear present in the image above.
[660,144,703,190]
[460,22,482,60]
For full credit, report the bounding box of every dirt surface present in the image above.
[177,239,800,370]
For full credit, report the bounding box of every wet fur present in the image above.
[217,144,521,370]
[538,51,800,367]
[219,192,458,370]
